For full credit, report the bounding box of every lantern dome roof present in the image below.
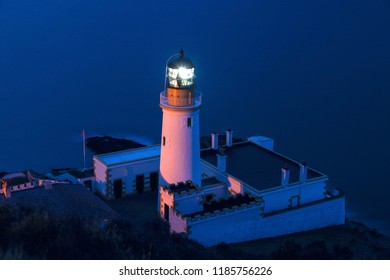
[167,49,194,69]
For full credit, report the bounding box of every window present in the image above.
[204,194,214,203]
[113,179,123,199]
[136,175,145,194]
[289,195,300,207]
[291,196,299,207]
[187,117,192,127]
[163,136,166,146]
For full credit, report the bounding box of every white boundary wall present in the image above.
[187,196,345,246]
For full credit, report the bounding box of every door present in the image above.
[164,203,170,221]
[84,180,92,191]
[113,179,122,199]
[136,174,144,194]
[150,172,159,191]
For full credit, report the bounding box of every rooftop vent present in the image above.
[211,132,219,150]
[226,129,233,147]
[281,164,290,187]
[217,148,227,172]
[299,161,308,182]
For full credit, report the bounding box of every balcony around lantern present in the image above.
[160,90,202,109]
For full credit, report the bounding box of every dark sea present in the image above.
[1,0,389,235]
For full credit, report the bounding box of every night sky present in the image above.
[1,1,389,234]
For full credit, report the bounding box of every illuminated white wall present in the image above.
[187,196,345,247]
[94,159,108,196]
[93,157,159,199]
[160,108,201,186]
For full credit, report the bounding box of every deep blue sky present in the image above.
[1,0,389,234]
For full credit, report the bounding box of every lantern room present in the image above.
[166,49,195,89]
[160,49,202,109]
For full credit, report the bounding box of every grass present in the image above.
[230,220,390,259]
[105,191,159,225]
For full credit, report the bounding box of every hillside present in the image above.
[0,197,389,259]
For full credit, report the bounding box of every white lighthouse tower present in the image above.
[159,49,202,186]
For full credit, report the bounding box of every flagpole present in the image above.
[82,129,86,170]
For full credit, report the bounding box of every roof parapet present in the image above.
[160,180,200,198]
[184,193,263,222]
[187,200,263,223]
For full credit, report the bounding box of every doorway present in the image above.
[164,203,169,221]
[113,179,122,199]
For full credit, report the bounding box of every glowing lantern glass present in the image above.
[167,49,195,88]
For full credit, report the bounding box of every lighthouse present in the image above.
[159,49,202,186]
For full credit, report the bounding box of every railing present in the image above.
[160,91,202,109]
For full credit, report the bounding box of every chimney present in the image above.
[211,132,219,150]
[217,148,227,172]
[226,129,233,147]
[2,180,11,199]
[281,164,290,187]
[299,161,308,182]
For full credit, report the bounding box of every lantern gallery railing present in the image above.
[160,91,202,108]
